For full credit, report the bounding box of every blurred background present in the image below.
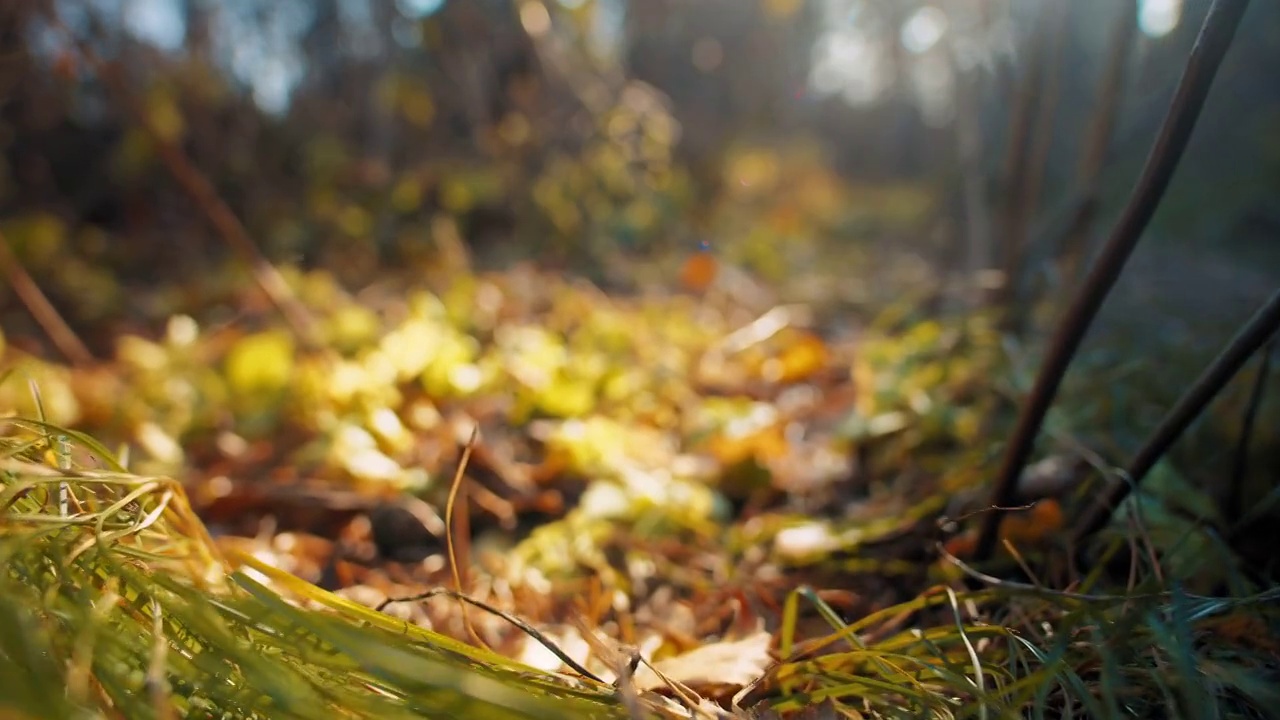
[2,0,1278,367]
[5,4,1280,706]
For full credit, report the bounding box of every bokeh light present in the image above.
[901,5,948,55]
[1139,0,1182,38]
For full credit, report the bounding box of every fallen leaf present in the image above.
[634,630,773,694]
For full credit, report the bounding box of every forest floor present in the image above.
[2,231,1279,718]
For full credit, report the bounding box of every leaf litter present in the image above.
[2,258,1279,718]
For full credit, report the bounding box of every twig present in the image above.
[0,230,95,366]
[1225,336,1274,521]
[446,425,481,647]
[570,616,644,713]
[974,0,1253,562]
[1073,289,1280,545]
[937,543,1280,607]
[377,588,607,685]
[46,10,322,350]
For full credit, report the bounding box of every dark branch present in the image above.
[1073,289,1280,545]
[975,0,1254,562]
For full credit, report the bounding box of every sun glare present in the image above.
[1139,0,1183,38]
[901,5,948,55]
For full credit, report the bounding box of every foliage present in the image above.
[3,1,1279,717]
[4,263,1279,717]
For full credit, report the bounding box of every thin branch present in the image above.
[1073,289,1280,546]
[1225,336,1274,521]
[446,425,482,647]
[0,230,95,366]
[975,0,1253,562]
[377,588,607,685]
[47,11,323,351]
[938,542,1280,606]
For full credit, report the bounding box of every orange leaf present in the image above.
[766,331,829,383]
[1000,499,1065,545]
[679,252,718,293]
[944,500,1066,559]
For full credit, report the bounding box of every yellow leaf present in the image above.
[325,305,381,353]
[536,376,596,418]
[225,330,295,398]
[763,331,828,383]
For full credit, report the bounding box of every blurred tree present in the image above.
[1,0,1277,344]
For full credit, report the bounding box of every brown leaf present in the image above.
[634,630,773,695]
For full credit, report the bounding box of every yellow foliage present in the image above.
[763,330,829,384]
[325,305,382,354]
[225,330,295,400]
[420,332,483,398]
[378,318,444,381]
[0,360,82,427]
[543,416,675,480]
[536,376,597,418]
[117,335,170,374]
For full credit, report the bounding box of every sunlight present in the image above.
[808,1,889,106]
[9,0,1278,716]
[810,30,887,105]
[901,5,948,55]
[122,0,185,52]
[1139,0,1182,38]
[395,0,445,20]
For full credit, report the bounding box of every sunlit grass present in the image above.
[757,577,1280,718]
[0,416,631,720]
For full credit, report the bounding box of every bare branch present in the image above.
[976,0,1253,562]
[1073,289,1280,545]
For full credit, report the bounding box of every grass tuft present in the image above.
[0,416,633,720]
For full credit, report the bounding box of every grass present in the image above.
[4,407,1278,719]
[0,415,630,720]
